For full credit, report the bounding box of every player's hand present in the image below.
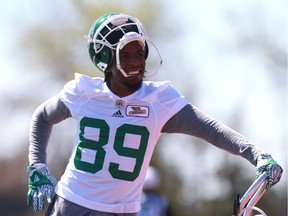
[27,163,57,211]
[256,153,283,190]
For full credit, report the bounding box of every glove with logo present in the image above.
[27,163,57,211]
[256,153,283,190]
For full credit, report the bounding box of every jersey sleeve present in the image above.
[149,81,189,130]
[59,73,104,118]
[59,73,83,118]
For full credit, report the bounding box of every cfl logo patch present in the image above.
[115,100,125,108]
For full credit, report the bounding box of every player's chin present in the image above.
[125,78,143,91]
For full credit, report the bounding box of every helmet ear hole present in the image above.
[89,45,113,72]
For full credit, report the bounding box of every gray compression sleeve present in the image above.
[161,104,261,166]
[29,96,71,165]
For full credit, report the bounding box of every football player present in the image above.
[27,13,283,216]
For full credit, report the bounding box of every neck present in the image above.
[108,81,142,97]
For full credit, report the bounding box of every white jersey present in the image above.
[55,73,188,213]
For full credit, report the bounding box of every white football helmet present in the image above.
[87,13,162,77]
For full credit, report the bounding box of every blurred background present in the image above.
[0,0,286,215]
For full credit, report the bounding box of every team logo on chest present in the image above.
[125,105,149,118]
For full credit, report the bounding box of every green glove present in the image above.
[256,153,283,190]
[27,163,57,211]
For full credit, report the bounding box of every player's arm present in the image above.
[28,95,71,211]
[29,95,71,165]
[162,104,282,189]
[161,104,260,163]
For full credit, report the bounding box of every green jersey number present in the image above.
[74,117,149,181]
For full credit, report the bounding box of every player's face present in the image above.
[108,41,146,97]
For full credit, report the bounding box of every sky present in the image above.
[159,0,287,153]
[158,0,287,198]
[0,0,287,200]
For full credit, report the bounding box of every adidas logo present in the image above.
[112,110,124,118]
